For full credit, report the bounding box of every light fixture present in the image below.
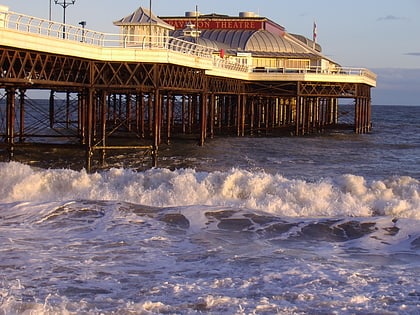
[54,0,76,38]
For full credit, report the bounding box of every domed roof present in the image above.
[290,33,322,52]
[197,29,312,54]
[170,36,221,50]
[199,29,254,50]
[171,29,226,50]
[246,30,306,53]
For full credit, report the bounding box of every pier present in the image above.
[0,6,376,171]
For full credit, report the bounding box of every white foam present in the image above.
[1,162,419,219]
[1,164,419,314]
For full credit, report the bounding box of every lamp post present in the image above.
[79,20,86,42]
[54,0,76,39]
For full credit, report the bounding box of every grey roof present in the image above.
[172,27,334,61]
[247,30,303,53]
[235,51,319,59]
[182,29,316,54]
[290,34,321,52]
[114,7,174,30]
[199,30,255,50]
[169,36,221,51]
[171,29,230,50]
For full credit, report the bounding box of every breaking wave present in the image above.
[1,161,419,219]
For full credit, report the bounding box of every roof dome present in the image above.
[171,29,225,50]
[291,33,322,52]
[246,30,305,53]
[170,36,221,50]
[195,29,311,53]
[199,30,254,50]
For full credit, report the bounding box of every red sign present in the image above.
[163,19,264,31]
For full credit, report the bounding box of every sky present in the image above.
[1,0,420,105]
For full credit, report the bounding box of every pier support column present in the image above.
[209,93,215,139]
[199,92,208,146]
[187,95,193,134]
[66,92,71,128]
[295,96,302,136]
[355,98,362,134]
[166,93,172,145]
[250,97,255,136]
[6,88,16,160]
[181,95,186,134]
[137,93,145,138]
[363,98,371,133]
[49,90,55,128]
[367,98,372,133]
[355,98,360,134]
[264,98,269,135]
[78,92,86,144]
[240,94,246,136]
[19,89,25,143]
[217,95,223,134]
[152,89,161,167]
[236,94,241,136]
[85,88,95,172]
[100,90,107,166]
[361,99,366,133]
[126,94,132,132]
[148,94,153,137]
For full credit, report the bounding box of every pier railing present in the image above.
[1,8,249,71]
[0,7,374,80]
[252,66,377,82]
[1,8,105,45]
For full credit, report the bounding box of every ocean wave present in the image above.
[1,192,420,314]
[2,198,419,259]
[0,161,419,219]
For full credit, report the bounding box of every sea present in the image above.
[0,105,419,314]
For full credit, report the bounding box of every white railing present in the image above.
[252,66,377,81]
[0,7,375,80]
[0,8,219,58]
[3,9,106,45]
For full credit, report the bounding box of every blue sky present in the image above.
[2,0,420,105]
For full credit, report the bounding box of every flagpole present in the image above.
[149,0,152,47]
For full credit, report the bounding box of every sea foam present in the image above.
[0,161,419,219]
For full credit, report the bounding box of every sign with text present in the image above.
[163,19,264,30]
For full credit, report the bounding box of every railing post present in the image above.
[0,5,9,28]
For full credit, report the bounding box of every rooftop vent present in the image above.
[239,12,257,18]
[185,11,200,17]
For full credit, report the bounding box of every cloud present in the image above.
[405,52,420,57]
[377,15,406,21]
[373,68,420,86]
[371,68,420,105]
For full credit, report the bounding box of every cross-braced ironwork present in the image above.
[0,44,373,171]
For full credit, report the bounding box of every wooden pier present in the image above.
[0,6,376,171]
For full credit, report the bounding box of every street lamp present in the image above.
[54,0,76,39]
[49,0,52,20]
[79,20,86,42]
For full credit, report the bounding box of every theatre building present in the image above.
[161,11,335,73]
